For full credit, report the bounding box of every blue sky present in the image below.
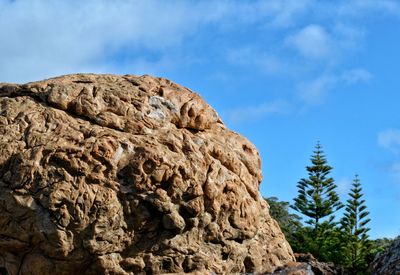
[1,0,400,239]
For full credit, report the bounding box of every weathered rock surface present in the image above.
[369,239,400,275]
[0,74,294,274]
[270,253,343,275]
[270,261,314,275]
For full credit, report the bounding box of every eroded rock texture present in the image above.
[0,74,294,274]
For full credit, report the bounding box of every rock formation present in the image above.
[270,253,342,275]
[0,74,294,274]
[369,238,400,275]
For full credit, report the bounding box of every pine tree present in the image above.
[341,175,372,274]
[291,142,343,232]
[291,142,343,261]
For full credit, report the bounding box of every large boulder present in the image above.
[0,74,294,274]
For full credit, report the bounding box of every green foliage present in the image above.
[289,223,347,264]
[366,236,400,264]
[266,141,396,273]
[340,175,372,274]
[370,236,398,252]
[291,142,343,260]
[291,142,343,232]
[265,196,302,246]
[266,197,345,264]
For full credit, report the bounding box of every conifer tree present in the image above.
[291,142,343,232]
[341,175,371,274]
[291,143,344,261]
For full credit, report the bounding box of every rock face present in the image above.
[369,239,400,275]
[270,253,342,275]
[0,74,294,274]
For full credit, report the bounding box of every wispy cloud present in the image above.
[224,66,373,120]
[0,0,320,83]
[0,0,395,89]
[377,129,400,184]
[336,177,353,196]
[263,0,314,28]
[223,99,291,124]
[0,0,258,82]
[298,75,337,105]
[341,68,373,84]
[284,21,367,63]
[338,0,400,17]
[211,0,313,29]
[378,129,400,154]
[1,1,199,82]
[226,47,288,75]
[298,68,372,105]
[286,25,332,60]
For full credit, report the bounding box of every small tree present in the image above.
[291,142,343,260]
[291,142,343,231]
[341,175,372,274]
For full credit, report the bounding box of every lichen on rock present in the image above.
[0,74,294,274]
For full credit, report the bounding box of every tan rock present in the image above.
[0,74,294,274]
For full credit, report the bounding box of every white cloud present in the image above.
[210,0,313,28]
[0,0,320,83]
[377,129,400,184]
[298,75,337,105]
[0,0,247,83]
[342,68,372,84]
[226,47,287,75]
[338,0,400,17]
[332,23,366,52]
[264,0,314,28]
[0,0,396,87]
[298,68,372,105]
[224,99,291,124]
[378,129,400,154]
[336,177,352,196]
[285,25,332,59]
